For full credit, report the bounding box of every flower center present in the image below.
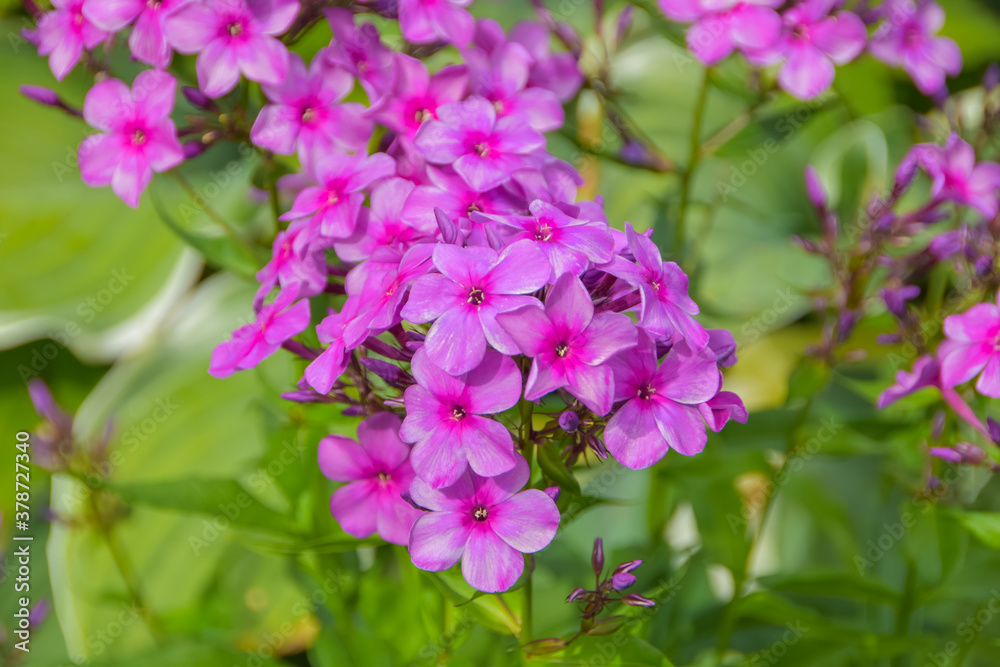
[414,108,432,123]
[638,384,655,400]
[452,406,466,420]
[131,130,146,145]
[73,11,84,25]
[555,342,569,358]
[493,100,504,114]
[467,288,485,305]
[535,224,553,241]
[301,107,315,122]
[147,0,161,8]
[377,472,391,483]
[473,143,489,157]
[473,506,489,522]
[227,22,242,37]
[327,191,340,205]
[467,202,481,214]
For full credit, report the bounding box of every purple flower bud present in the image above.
[559,411,581,433]
[611,572,637,590]
[792,235,821,254]
[592,537,604,576]
[929,447,963,463]
[613,559,642,574]
[360,357,413,389]
[932,410,946,440]
[21,28,39,46]
[836,310,857,343]
[434,207,461,245]
[893,154,920,195]
[987,417,1000,445]
[955,441,986,465]
[707,329,738,368]
[280,390,340,404]
[881,285,920,319]
[29,379,68,426]
[567,587,588,602]
[342,405,364,417]
[544,486,561,502]
[927,230,964,261]
[975,255,993,277]
[804,166,827,211]
[29,599,49,628]
[585,434,609,460]
[984,63,1000,93]
[183,141,209,159]
[616,5,634,44]
[182,86,218,111]
[621,593,655,607]
[876,333,902,345]
[19,85,60,107]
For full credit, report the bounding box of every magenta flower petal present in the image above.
[356,412,410,471]
[650,400,708,456]
[83,78,132,131]
[461,416,519,477]
[236,35,289,85]
[198,39,242,98]
[461,351,523,414]
[409,510,472,570]
[488,489,560,553]
[330,481,379,538]
[975,354,1000,398]
[461,526,524,593]
[777,40,835,101]
[318,434,374,481]
[604,399,667,470]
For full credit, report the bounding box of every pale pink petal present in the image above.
[489,489,560,553]
[330,480,379,538]
[461,525,524,592]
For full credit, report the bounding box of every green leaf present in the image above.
[954,511,1000,549]
[786,356,831,403]
[758,571,899,606]
[109,477,294,535]
[537,440,582,495]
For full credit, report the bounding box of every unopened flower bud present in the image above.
[987,417,1000,445]
[954,441,986,465]
[621,594,655,607]
[567,587,588,602]
[591,537,604,576]
[804,166,827,211]
[182,86,218,112]
[984,63,1000,93]
[929,447,962,463]
[616,5,634,44]
[559,411,581,433]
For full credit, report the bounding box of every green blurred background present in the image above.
[3,0,1000,665]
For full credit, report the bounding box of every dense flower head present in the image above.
[36,0,109,80]
[869,0,961,95]
[78,70,184,207]
[25,0,748,595]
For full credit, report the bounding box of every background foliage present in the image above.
[3,0,1000,665]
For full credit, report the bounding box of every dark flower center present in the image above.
[473,506,489,522]
[468,288,485,305]
[555,342,569,358]
[638,384,655,400]
[452,406,466,420]
[227,22,243,36]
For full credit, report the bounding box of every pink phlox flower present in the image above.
[281,151,397,242]
[699,391,748,431]
[604,330,721,469]
[371,53,469,140]
[166,0,299,98]
[497,272,638,415]
[908,134,1000,219]
[407,453,559,592]
[869,0,961,95]
[939,291,1000,397]
[404,166,527,232]
[398,0,475,48]
[334,177,435,263]
[660,0,784,65]
[400,240,550,375]
[414,96,546,192]
[78,70,184,208]
[322,8,394,102]
[304,296,369,394]
[83,0,189,67]
[464,36,564,132]
[318,412,421,545]
[210,288,311,377]
[400,348,523,488]
[746,0,867,100]
[508,20,584,102]
[606,223,709,349]
[344,244,436,338]
[475,199,614,282]
[254,219,330,310]
[36,0,109,80]
[251,52,372,168]
[877,355,940,407]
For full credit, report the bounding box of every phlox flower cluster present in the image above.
[24,0,745,593]
[801,124,1000,475]
[658,0,961,100]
